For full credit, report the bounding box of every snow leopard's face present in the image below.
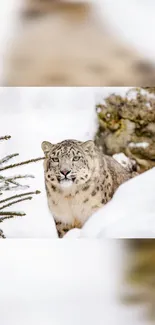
[42,139,96,190]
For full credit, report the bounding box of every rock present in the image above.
[95,87,155,172]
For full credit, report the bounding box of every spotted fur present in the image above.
[41,139,136,237]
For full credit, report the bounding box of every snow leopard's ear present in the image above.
[81,140,95,153]
[41,141,54,157]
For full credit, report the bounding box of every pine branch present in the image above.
[0,135,43,237]
[0,229,5,238]
[0,184,29,191]
[0,211,26,216]
[0,190,40,205]
[0,153,19,165]
[0,175,34,184]
[0,215,17,222]
[0,156,45,172]
[0,174,35,189]
[5,174,35,181]
[0,135,11,141]
[4,180,21,187]
[0,196,33,211]
[0,175,21,189]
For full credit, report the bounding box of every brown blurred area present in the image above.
[122,240,155,322]
[3,0,155,86]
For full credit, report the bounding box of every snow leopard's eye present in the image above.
[73,156,80,161]
[51,157,59,163]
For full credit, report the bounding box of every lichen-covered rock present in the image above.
[95,88,155,172]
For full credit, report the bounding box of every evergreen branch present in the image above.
[0,156,45,171]
[0,184,29,191]
[0,153,19,165]
[0,229,5,238]
[0,174,35,188]
[0,135,42,238]
[0,175,21,188]
[0,196,33,210]
[0,135,11,141]
[5,179,21,187]
[0,211,26,216]
[0,215,17,222]
[0,190,40,205]
[5,174,35,181]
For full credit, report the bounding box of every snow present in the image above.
[0,239,147,325]
[0,87,155,239]
[129,142,149,149]
[0,85,151,323]
[0,85,154,322]
[113,153,136,171]
[0,87,99,238]
[0,3,154,323]
[65,167,155,238]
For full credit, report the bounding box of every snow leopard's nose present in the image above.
[60,169,71,176]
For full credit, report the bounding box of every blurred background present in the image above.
[0,239,154,325]
[0,0,155,86]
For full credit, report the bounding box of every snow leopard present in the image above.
[3,1,155,86]
[41,139,136,238]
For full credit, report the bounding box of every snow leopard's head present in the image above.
[41,139,97,190]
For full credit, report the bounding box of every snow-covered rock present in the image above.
[113,153,137,172]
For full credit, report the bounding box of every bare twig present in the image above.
[0,190,40,205]
[0,156,45,171]
[0,153,19,165]
[0,135,11,141]
[0,196,33,210]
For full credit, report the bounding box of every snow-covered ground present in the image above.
[65,167,155,238]
[0,85,151,323]
[0,87,155,238]
[0,240,148,325]
[0,87,100,238]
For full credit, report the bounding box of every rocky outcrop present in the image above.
[95,88,155,172]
